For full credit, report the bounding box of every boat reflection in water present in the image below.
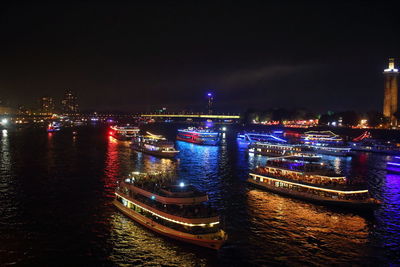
[246,189,370,265]
[109,212,208,266]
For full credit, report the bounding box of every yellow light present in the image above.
[116,193,219,227]
[249,173,368,194]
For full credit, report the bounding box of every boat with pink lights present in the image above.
[248,158,380,209]
[177,127,221,145]
[113,172,227,249]
[131,132,179,158]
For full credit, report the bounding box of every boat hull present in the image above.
[131,145,178,158]
[113,200,225,250]
[176,136,220,146]
[247,178,379,210]
[310,148,352,157]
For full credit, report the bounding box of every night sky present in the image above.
[0,2,399,113]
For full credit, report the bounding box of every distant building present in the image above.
[40,96,55,114]
[18,105,32,115]
[61,90,79,114]
[383,58,399,126]
[0,106,15,115]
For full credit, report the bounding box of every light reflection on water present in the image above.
[0,127,400,266]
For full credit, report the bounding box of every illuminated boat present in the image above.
[248,142,312,157]
[109,125,140,141]
[176,128,221,145]
[248,159,380,209]
[47,122,61,132]
[237,131,286,143]
[113,172,227,250]
[302,131,351,157]
[131,132,179,158]
[349,132,400,155]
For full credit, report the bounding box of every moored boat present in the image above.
[113,172,227,249]
[131,132,179,158]
[248,158,380,209]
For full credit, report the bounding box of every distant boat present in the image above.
[47,122,61,132]
[177,127,221,145]
[131,132,179,158]
[109,125,140,141]
[301,131,352,157]
[237,131,287,144]
[350,131,400,155]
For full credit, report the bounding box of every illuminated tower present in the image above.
[207,93,213,114]
[383,58,399,126]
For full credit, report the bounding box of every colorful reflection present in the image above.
[246,189,369,265]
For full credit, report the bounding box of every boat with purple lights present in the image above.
[248,158,380,209]
[113,172,227,249]
[177,127,221,145]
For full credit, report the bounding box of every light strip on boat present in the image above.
[263,166,346,180]
[116,193,220,227]
[249,173,368,194]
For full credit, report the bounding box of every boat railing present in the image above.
[254,167,349,187]
[118,188,218,219]
[124,181,208,198]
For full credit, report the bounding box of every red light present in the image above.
[109,131,113,135]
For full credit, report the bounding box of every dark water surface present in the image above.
[0,126,399,266]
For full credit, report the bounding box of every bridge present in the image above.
[140,113,241,119]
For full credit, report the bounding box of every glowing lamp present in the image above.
[207,93,212,97]
[179,182,185,187]
[1,118,8,125]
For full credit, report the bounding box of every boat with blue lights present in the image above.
[113,172,227,249]
[176,127,221,145]
[109,125,140,141]
[237,131,286,143]
[248,158,380,209]
[302,131,352,157]
[131,132,179,158]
